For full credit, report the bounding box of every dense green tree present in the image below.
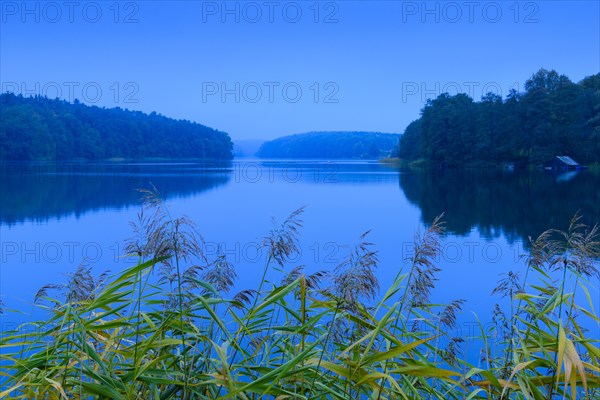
[420,93,477,166]
[475,93,503,162]
[0,93,233,160]
[397,120,422,160]
[398,69,600,166]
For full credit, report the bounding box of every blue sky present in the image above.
[1,1,598,140]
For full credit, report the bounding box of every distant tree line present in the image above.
[257,131,400,159]
[398,69,600,166]
[0,93,233,160]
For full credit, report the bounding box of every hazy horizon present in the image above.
[2,1,599,140]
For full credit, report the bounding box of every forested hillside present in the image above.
[257,131,400,159]
[398,69,600,166]
[0,93,233,160]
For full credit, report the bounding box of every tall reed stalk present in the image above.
[1,206,598,399]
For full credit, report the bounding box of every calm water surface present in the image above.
[1,161,599,340]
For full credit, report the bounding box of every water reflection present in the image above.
[0,161,401,225]
[3,162,599,245]
[0,162,232,225]
[398,169,600,244]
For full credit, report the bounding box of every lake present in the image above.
[1,161,599,343]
